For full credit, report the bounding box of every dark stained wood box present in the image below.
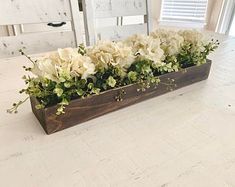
[30,60,212,134]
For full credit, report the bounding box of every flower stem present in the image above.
[7,97,29,114]
[19,49,36,65]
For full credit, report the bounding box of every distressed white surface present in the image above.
[69,0,84,45]
[0,0,72,25]
[20,22,72,33]
[0,0,83,58]
[0,32,76,58]
[82,0,150,45]
[94,0,147,18]
[97,24,148,41]
[0,34,235,186]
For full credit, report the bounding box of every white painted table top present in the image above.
[0,33,235,187]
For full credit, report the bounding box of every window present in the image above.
[160,0,208,27]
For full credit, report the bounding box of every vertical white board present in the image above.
[82,0,151,45]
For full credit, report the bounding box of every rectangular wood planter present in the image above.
[30,60,212,134]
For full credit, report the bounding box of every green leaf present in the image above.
[91,88,101,95]
[88,83,94,89]
[60,98,69,105]
[142,64,152,74]
[76,88,84,96]
[53,88,63,97]
[35,104,45,109]
[102,83,107,90]
[77,79,87,88]
[59,77,66,83]
[128,71,137,82]
[64,82,71,88]
[56,105,65,115]
[106,76,116,88]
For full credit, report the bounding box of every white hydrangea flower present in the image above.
[31,58,60,82]
[32,48,96,82]
[71,54,96,79]
[58,48,78,62]
[87,41,135,69]
[179,30,207,54]
[115,42,136,68]
[150,29,184,56]
[123,34,165,65]
[178,30,203,45]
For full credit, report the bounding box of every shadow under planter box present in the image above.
[30,60,212,134]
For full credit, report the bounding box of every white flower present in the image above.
[178,30,203,45]
[31,58,60,82]
[115,42,135,68]
[71,54,96,79]
[123,34,164,65]
[32,48,96,82]
[179,30,207,60]
[58,48,79,62]
[87,41,135,69]
[150,29,184,56]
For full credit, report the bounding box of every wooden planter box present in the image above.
[30,60,212,134]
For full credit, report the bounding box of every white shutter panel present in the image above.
[161,0,208,23]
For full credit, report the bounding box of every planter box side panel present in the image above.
[30,97,47,133]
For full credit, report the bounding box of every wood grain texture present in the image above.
[31,60,212,134]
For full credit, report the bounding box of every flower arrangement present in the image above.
[8,29,219,115]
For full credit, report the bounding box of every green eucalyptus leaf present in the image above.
[106,76,116,88]
[88,83,94,89]
[53,88,63,97]
[92,88,101,95]
[128,71,137,82]
[61,98,69,105]
[64,82,71,88]
[76,88,84,96]
[35,104,45,110]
